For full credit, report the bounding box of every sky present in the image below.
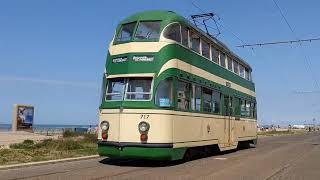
[0,0,320,125]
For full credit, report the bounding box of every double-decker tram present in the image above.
[97,10,257,160]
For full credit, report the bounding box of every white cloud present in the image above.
[0,76,99,89]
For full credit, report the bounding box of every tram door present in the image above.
[224,95,234,145]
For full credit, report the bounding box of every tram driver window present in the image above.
[106,78,126,101]
[155,78,173,107]
[177,81,191,110]
[126,77,152,100]
[163,23,181,43]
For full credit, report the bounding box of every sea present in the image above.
[0,123,97,132]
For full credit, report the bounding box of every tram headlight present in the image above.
[138,121,150,133]
[100,121,109,131]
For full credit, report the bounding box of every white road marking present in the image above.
[214,158,227,160]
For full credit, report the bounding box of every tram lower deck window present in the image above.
[126,77,152,100]
[105,77,153,101]
[105,78,126,101]
[155,78,173,107]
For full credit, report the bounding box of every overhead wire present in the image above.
[272,0,320,90]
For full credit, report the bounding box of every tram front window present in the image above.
[135,21,161,40]
[105,77,152,101]
[126,77,152,100]
[106,78,126,101]
[116,22,136,42]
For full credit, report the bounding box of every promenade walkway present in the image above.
[0,131,57,147]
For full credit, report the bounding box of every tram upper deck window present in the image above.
[163,23,181,42]
[233,61,239,74]
[135,21,161,40]
[190,32,200,53]
[181,26,189,47]
[211,47,219,63]
[245,68,250,81]
[227,57,233,71]
[116,22,136,42]
[239,64,245,78]
[220,53,226,68]
[201,40,210,59]
[106,78,126,101]
[126,77,152,100]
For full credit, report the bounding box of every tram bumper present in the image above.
[97,141,186,160]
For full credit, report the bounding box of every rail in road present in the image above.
[1,132,320,180]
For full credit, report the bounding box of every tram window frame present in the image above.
[211,46,219,64]
[194,85,202,111]
[245,68,250,80]
[239,64,245,78]
[201,39,211,59]
[163,23,181,43]
[245,100,251,117]
[177,80,191,111]
[105,78,126,101]
[155,77,173,108]
[227,57,233,71]
[250,101,255,118]
[220,52,226,68]
[240,99,246,117]
[181,26,189,47]
[116,22,137,43]
[134,21,161,41]
[233,60,239,75]
[212,90,221,114]
[202,88,213,112]
[125,77,153,101]
[190,32,200,53]
[191,85,202,111]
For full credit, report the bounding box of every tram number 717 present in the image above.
[140,114,149,120]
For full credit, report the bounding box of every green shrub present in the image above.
[10,139,35,149]
[63,130,79,138]
[82,133,97,143]
[23,139,34,145]
[54,140,83,150]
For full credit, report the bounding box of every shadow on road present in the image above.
[98,146,254,167]
[99,158,185,167]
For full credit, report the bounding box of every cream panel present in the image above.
[99,109,257,147]
[173,114,203,143]
[98,113,120,142]
[158,59,256,97]
[119,113,172,143]
[109,42,171,55]
[235,120,257,141]
[107,73,154,79]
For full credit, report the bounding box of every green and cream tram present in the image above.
[97,10,257,160]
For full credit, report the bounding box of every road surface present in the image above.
[1,132,320,180]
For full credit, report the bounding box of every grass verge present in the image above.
[258,129,305,137]
[0,134,97,166]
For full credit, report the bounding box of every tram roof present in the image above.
[120,10,252,70]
